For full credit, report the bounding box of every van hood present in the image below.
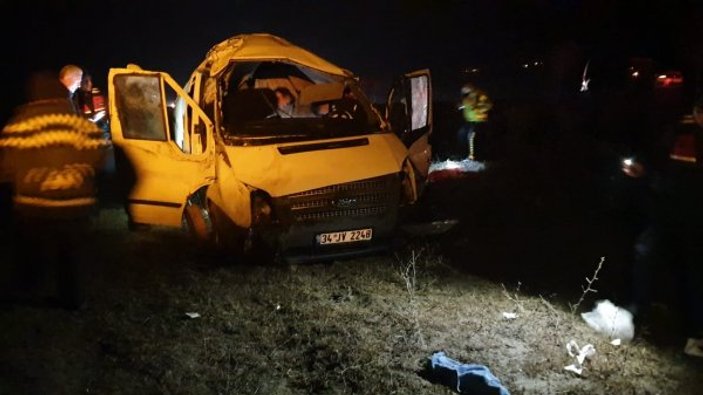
[223,134,407,197]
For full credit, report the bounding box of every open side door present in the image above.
[386,69,432,196]
[108,66,216,227]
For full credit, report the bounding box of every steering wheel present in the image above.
[325,99,356,119]
[323,102,354,120]
[325,109,353,119]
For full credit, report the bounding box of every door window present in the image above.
[410,75,429,130]
[113,75,167,141]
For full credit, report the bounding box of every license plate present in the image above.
[317,228,373,245]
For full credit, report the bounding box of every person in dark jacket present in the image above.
[623,96,703,357]
[0,70,110,309]
[59,64,83,113]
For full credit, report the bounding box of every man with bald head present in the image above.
[59,64,83,113]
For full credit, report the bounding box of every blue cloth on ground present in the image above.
[427,351,510,395]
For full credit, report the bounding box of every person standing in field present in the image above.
[0,70,110,310]
[457,82,493,160]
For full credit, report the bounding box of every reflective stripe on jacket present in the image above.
[461,91,493,122]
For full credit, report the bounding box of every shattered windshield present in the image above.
[220,61,383,145]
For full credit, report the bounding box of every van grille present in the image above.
[289,178,388,198]
[278,175,399,223]
[294,206,387,222]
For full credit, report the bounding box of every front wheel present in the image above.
[207,201,247,258]
[183,203,209,241]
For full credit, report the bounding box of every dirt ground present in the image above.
[2,97,702,394]
[1,180,702,395]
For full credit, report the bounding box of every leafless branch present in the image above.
[570,257,605,314]
[502,281,525,313]
[396,249,426,349]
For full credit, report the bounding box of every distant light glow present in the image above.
[655,72,684,87]
[631,71,639,78]
[580,79,590,92]
[580,61,590,92]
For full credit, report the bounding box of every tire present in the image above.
[207,201,225,247]
[184,204,209,241]
[207,201,246,258]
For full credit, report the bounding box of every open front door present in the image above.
[108,66,215,227]
[386,69,432,196]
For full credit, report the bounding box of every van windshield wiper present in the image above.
[222,133,310,144]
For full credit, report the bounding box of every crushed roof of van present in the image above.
[200,33,354,78]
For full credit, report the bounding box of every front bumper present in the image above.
[264,173,401,262]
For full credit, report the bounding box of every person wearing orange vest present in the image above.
[623,96,703,358]
[76,73,109,132]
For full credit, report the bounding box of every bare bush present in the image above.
[396,249,427,350]
[501,281,525,313]
[569,257,605,314]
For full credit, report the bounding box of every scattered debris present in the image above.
[502,312,519,320]
[429,159,486,173]
[422,351,510,395]
[610,338,622,346]
[564,340,596,376]
[428,159,486,183]
[581,299,634,342]
[185,312,201,319]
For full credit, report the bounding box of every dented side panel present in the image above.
[207,153,252,229]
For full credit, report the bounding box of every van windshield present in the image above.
[220,61,383,145]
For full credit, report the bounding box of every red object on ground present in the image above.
[428,168,478,183]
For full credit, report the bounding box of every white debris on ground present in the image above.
[581,299,635,342]
[564,340,596,375]
[428,159,486,174]
[185,312,201,319]
[502,312,519,320]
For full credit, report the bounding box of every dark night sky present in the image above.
[2,0,702,121]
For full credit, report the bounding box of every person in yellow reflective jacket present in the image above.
[0,71,110,310]
[457,83,493,160]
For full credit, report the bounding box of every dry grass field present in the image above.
[1,200,701,394]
